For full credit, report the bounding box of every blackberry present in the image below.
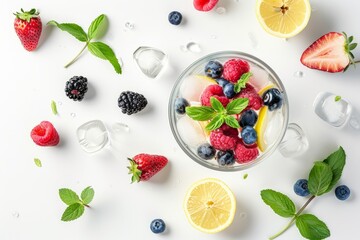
[118,91,148,115]
[65,76,88,101]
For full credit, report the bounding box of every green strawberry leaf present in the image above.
[296,214,330,240]
[210,97,225,113]
[47,21,88,42]
[224,115,240,129]
[59,188,80,205]
[61,203,85,222]
[260,189,296,218]
[226,98,249,115]
[205,114,224,131]
[88,41,122,74]
[349,43,357,51]
[234,72,252,93]
[185,106,216,121]
[127,158,142,183]
[88,14,105,40]
[322,146,346,193]
[81,186,95,205]
[308,162,333,196]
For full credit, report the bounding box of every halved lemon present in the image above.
[256,0,311,38]
[255,106,269,152]
[183,178,236,233]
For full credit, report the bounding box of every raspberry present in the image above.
[200,84,229,107]
[234,141,259,163]
[210,124,238,150]
[222,59,250,83]
[193,0,219,11]
[235,83,263,110]
[30,121,60,146]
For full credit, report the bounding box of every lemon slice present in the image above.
[255,106,269,152]
[258,84,275,97]
[183,178,236,233]
[256,0,311,38]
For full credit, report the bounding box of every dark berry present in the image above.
[197,143,216,160]
[168,11,182,25]
[215,77,229,88]
[262,88,283,111]
[150,219,166,234]
[174,97,189,114]
[293,179,310,197]
[65,76,88,101]
[241,126,257,145]
[118,91,148,115]
[239,109,258,127]
[216,150,235,166]
[205,61,223,78]
[223,83,236,98]
[335,185,350,200]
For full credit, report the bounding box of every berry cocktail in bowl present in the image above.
[169,51,289,171]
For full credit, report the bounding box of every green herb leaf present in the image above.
[59,188,80,205]
[47,21,88,42]
[51,100,58,115]
[34,158,42,167]
[323,146,346,193]
[210,97,225,113]
[61,203,85,222]
[349,43,357,51]
[348,36,354,43]
[226,98,249,115]
[234,72,252,93]
[334,96,341,102]
[81,186,95,205]
[88,41,122,74]
[296,214,330,240]
[186,106,216,121]
[243,173,248,179]
[88,14,105,40]
[308,162,333,196]
[206,114,225,131]
[260,189,296,218]
[224,115,240,128]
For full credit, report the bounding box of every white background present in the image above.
[1,0,360,239]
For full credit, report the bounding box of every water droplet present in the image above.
[12,211,20,218]
[70,113,76,118]
[215,7,226,14]
[350,117,360,130]
[248,32,258,48]
[112,122,130,133]
[239,212,247,219]
[293,71,304,78]
[124,21,134,31]
[186,42,201,53]
[180,45,188,52]
[57,101,62,105]
[210,35,217,39]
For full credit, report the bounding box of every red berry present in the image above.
[128,154,168,183]
[234,141,259,163]
[200,84,229,107]
[222,59,250,83]
[193,0,219,11]
[235,83,263,110]
[210,124,239,150]
[30,121,60,146]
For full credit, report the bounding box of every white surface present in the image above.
[1,0,360,239]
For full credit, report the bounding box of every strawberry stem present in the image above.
[354,60,360,64]
[64,42,89,68]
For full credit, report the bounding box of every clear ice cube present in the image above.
[133,46,167,78]
[249,65,271,91]
[77,120,109,153]
[264,110,284,147]
[180,75,215,102]
[176,116,207,147]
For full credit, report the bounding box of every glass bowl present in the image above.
[168,51,289,171]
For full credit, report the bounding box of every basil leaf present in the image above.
[206,115,224,131]
[88,14,105,40]
[296,214,330,240]
[224,115,240,129]
[210,97,225,113]
[88,42,122,74]
[47,21,88,42]
[226,98,249,115]
[185,106,216,121]
[260,189,296,218]
[61,203,85,222]
[323,146,346,193]
[59,188,80,205]
[234,72,252,93]
[81,186,95,205]
[308,162,333,196]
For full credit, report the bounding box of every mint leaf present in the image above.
[88,14,105,40]
[296,214,330,240]
[234,72,252,93]
[323,146,346,193]
[334,96,341,102]
[61,203,85,222]
[59,188,80,205]
[186,106,216,121]
[88,41,122,74]
[81,186,95,205]
[226,98,249,115]
[308,162,333,196]
[47,21,88,42]
[34,158,42,167]
[51,100,58,115]
[224,115,240,129]
[260,189,296,218]
[210,97,225,113]
[206,114,224,131]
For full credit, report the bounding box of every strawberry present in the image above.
[300,32,358,73]
[30,121,60,146]
[14,8,42,51]
[128,154,168,183]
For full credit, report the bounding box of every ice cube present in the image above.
[264,110,284,147]
[179,75,216,102]
[176,115,207,147]
[249,65,271,92]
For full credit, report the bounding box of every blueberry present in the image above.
[241,126,257,145]
[205,61,223,78]
[239,109,258,127]
[216,150,235,166]
[168,11,182,25]
[150,219,166,234]
[262,88,283,111]
[223,83,236,98]
[293,179,310,197]
[175,97,189,114]
[335,185,350,200]
[197,143,216,160]
[215,77,229,88]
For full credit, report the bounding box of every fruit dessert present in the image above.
[173,56,284,167]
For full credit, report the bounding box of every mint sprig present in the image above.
[59,186,94,221]
[261,147,346,240]
[234,72,252,93]
[48,14,122,74]
[186,97,248,131]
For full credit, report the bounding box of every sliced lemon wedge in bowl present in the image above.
[255,106,269,152]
